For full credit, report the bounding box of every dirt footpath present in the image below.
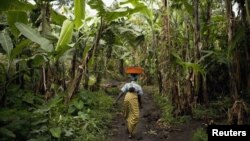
[107,88,203,141]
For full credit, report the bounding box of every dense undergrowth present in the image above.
[149,87,191,125]
[148,85,248,141]
[0,86,115,141]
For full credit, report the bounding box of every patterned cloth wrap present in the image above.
[121,81,143,135]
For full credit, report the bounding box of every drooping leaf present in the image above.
[105,8,130,21]
[27,54,47,67]
[0,30,13,58]
[74,0,85,29]
[31,119,48,126]
[54,45,74,60]
[7,11,28,38]
[88,0,106,16]
[47,96,63,109]
[49,127,62,138]
[10,39,31,60]
[180,61,205,76]
[0,127,16,138]
[82,45,92,60]
[230,26,245,53]
[131,3,153,20]
[73,100,84,109]
[55,20,74,52]
[64,128,74,137]
[0,0,34,12]
[120,0,140,5]
[183,0,194,14]
[51,10,67,25]
[15,23,53,52]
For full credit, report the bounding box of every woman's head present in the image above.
[130,74,138,81]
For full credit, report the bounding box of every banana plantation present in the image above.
[0,0,249,141]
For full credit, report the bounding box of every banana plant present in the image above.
[0,30,13,79]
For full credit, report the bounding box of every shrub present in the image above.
[192,128,208,141]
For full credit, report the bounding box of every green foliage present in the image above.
[49,127,62,138]
[7,11,28,38]
[0,30,13,58]
[152,92,175,124]
[192,128,208,141]
[15,22,53,52]
[10,39,31,60]
[229,26,245,56]
[88,0,105,17]
[51,10,67,25]
[74,0,85,29]
[171,52,205,76]
[0,88,114,141]
[105,87,120,96]
[150,86,192,125]
[55,19,74,52]
[0,0,34,12]
[193,97,232,120]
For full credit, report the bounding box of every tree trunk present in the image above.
[71,49,77,78]
[225,0,238,98]
[66,20,103,103]
[119,59,124,75]
[193,0,205,104]
[245,0,250,25]
[204,0,212,50]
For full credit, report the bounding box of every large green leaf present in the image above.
[49,127,62,138]
[183,0,194,15]
[0,30,13,58]
[55,20,74,52]
[15,22,53,52]
[74,0,85,29]
[0,0,34,12]
[82,45,92,60]
[7,11,28,38]
[10,39,31,60]
[88,0,106,16]
[51,10,67,25]
[105,8,130,21]
[73,100,84,110]
[120,0,140,6]
[0,127,16,138]
[120,0,153,19]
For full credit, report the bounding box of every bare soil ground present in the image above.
[107,88,203,141]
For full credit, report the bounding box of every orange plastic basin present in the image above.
[125,67,143,74]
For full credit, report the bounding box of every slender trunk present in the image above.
[90,59,103,91]
[204,0,212,50]
[71,49,77,78]
[156,60,163,94]
[62,63,66,90]
[119,59,124,75]
[245,0,250,25]
[42,66,47,92]
[225,0,238,98]
[202,0,212,106]
[66,20,103,103]
[193,0,204,104]
[155,33,163,94]
[158,0,169,94]
[83,66,89,89]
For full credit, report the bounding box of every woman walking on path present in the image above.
[115,74,143,139]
